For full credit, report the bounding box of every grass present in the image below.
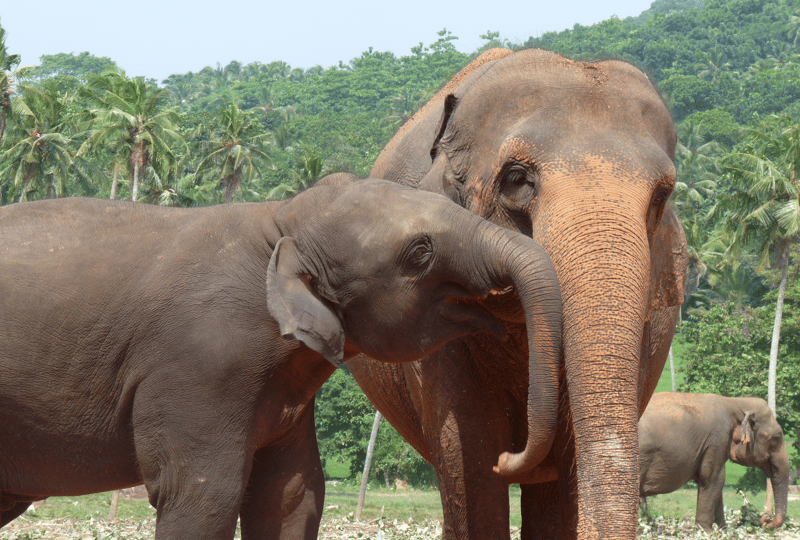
[19,492,155,522]
[324,483,445,523]
[2,485,796,539]
[325,459,351,479]
[643,485,800,521]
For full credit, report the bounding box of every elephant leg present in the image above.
[0,502,31,528]
[433,422,511,540]
[240,405,324,540]
[145,453,248,540]
[133,407,252,539]
[695,469,726,531]
[714,490,726,529]
[521,483,560,540]
[520,389,578,540]
[418,344,513,539]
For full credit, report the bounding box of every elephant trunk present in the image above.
[762,445,790,528]
[546,202,650,537]
[466,221,563,477]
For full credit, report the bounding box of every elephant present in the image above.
[348,48,688,539]
[639,392,790,530]
[0,175,564,540]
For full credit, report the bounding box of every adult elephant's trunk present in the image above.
[544,198,651,537]
[465,220,563,476]
[762,445,790,528]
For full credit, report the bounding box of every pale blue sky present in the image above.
[2,0,655,82]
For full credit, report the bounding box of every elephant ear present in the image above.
[266,237,345,368]
[733,411,757,447]
[429,93,459,162]
[741,411,756,446]
[648,207,689,314]
[419,94,463,204]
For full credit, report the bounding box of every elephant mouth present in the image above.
[479,286,526,323]
[439,295,508,341]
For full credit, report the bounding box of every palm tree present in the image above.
[267,143,325,200]
[711,113,800,415]
[78,69,184,201]
[671,121,726,304]
[788,9,800,48]
[0,83,81,201]
[162,72,198,111]
[696,46,731,84]
[382,87,432,132]
[268,106,297,151]
[266,61,291,80]
[0,19,24,147]
[699,228,769,309]
[194,103,274,203]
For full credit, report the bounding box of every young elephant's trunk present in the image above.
[468,222,563,476]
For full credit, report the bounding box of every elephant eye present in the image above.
[646,181,674,242]
[403,235,434,270]
[507,169,527,184]
[499,163,537,211]
[651,186,672,207]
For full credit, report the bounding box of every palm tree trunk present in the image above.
[768,249,788,415]
[669,346,676,392]
[762,247,789,521]
[46,174,55,198]
[110,164,121,200]
[0,107,7,147]
[222,168,242,204]
[356,411,382,520]
[108,490,120,519]
[18,164,34,202]
[132,162,140,202]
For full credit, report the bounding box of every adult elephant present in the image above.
[349,49,688,539]
[0,176,563,540]
[639,392,789,530]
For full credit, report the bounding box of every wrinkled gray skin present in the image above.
[639,392,790,531]
[349,48,687,539]
[0,176,562,540]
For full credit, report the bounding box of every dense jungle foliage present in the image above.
[2,0,800,486]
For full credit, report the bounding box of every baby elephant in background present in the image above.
[0,175,563,540]
[639,392,790,531]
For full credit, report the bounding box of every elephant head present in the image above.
[370,49,688,535]
[730,401,790,528]
[268,178,562,461]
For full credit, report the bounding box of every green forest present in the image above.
[2,0,800,487]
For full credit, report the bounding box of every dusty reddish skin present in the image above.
[0,176,563,540]
[349,48,689,540]
[640,392,789,531]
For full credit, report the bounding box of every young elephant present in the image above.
[0,176,562,540]
[639,392,790,531]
